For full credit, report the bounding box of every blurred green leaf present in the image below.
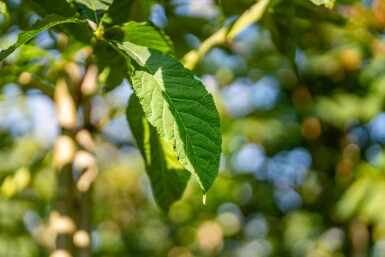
[101,0,153,26]
[94,41,127,90]
[309,0,336,8]
[337,163,385,223]
[0,14,87,62]
[0,2,8,16]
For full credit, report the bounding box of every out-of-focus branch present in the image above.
[50,59,99,257]
[72,62,99,257]
[182,0,270,70]
[51,74,78,257]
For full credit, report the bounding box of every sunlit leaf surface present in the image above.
[117,41,222,193]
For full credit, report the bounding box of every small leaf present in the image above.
[127,94,190,212]
[105,22,174,54]
[73,0,113,26]
[0,14,87,62]
[116,41,222,193]
[308,0,335,8]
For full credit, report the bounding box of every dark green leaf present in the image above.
[23,0,93,43]
[105,22,174,54]
[24,0,77,17]
[116,41,222,193]
[226,0,270,40]
[101,0,134,26]
[102,0,152,26]
[99,21,174,89]
[0,14,88,62]
[73,0,113,27]
[94,41,127,90]
[127,94,191,212]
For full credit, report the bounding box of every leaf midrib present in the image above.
[84,0,98,24]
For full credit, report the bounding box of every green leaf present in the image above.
[23,0,77,17]
[101,0,134,26]
[102,0,152,26]
[98,21,174,89]
[23,0,93,43]
[127,94,191,212]
[0,2,8,16]
[105,22,174,54]
[116,41,222,193]
[308,0,335,8]
[182,0,270,69]
[94,41,127,90]
[0,14,87,62]
[73,0,113,27]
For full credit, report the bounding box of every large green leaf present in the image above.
[73,0,113,27]
[0,14,87,62]
[127,94,190,212]
[105,22,174,54]
[116,41,222,193]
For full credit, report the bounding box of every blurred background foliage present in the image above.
[1,0,385,256]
